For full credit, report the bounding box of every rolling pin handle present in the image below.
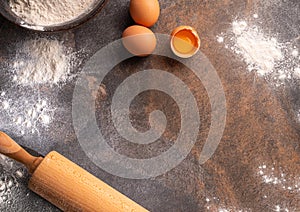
[0,131,43,174]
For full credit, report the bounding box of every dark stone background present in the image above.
[0,0,299,211]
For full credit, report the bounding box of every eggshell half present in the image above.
[170,26,201,58]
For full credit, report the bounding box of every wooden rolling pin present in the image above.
[0,131,149,212]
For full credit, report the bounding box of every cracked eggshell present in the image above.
[170,26,201,58]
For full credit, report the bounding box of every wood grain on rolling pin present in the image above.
[28,151,149,212]
[0,131,22,154]
[0,132,43,174]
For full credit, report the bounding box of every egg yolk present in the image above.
[173,30,198,54]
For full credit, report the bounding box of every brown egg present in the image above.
[130,0,160,27]
[122,25,157,57]
[170,26,201,58]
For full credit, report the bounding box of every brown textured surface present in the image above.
[0,0,299,211]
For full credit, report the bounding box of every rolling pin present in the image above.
[0,131,149,212]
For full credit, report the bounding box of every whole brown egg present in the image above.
[122,25,157,57]
[130,0,160,27]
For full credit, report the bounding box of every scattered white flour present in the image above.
[2,101,9,110]
[293,67,300,78]
[9,0,95,26]
[274,205,290,212]
[218,209,229,212]
[204,196,250,211]
[218,206,249,212]
[232,20,283,75]
[0,155,26,206]
[217,36,224,43]
[296,109,300,124]
[2,37,82,135]
[218,17,299,85]
[232,21,248,35]
[257,164,300,193]
[292,49,299,57]
[256,164,300,211]
[0,91,54,135]
[12,38,76,86]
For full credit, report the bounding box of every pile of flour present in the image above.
[232,20,284,75]
[12,38,76,86]
[9,0,95,26]
[2,37,81,135]
[218,16,299,85]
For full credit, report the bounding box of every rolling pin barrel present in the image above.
[0,132,148,212]
[29,151,148,212]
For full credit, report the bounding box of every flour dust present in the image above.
[218,15,299,87]
[12,38,78,87]
[0,91,55,135]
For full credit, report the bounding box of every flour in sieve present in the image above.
[12,38,77,87]
[9,0,95,26]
